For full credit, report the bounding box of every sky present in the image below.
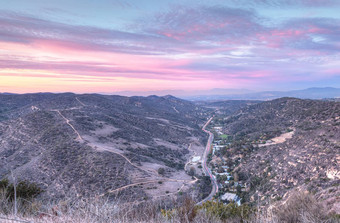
[0,0,340,94]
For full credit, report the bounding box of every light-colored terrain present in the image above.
[259,129,295,147]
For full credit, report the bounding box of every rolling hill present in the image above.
[211,98,340,213]
[0,93,210,201]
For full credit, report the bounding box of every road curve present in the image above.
[196,117,218,205]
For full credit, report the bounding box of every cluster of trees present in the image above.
[0,178,42,215]
[0,178,42,201]
[198,200,252,221]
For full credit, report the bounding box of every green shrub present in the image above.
[157,168,165,175]
[198,200,252,221]
[0,178,9,189]
[0,178,42,201]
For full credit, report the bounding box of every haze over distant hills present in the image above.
[112,88,253,97]
[2,87,339,101]
[186,87,340,101]
[110,87,340,101]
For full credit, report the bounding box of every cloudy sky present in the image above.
[0,0,339,94]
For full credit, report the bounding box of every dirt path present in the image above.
[51,99,200,201]
[52,101,157,176]
[52,110,84,142]
[99,180,162,196]
[89,142,158,175]
[153,184,185,200]
[115,183,187,207]
[98,176,197,197]
[76,97,86,106]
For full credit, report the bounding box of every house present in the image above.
[214,145,227,149]
[220,193,241,206]
[215,172,229,176]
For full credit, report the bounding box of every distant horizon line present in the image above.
[1,86,339,97]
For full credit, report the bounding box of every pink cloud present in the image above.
[0,8,339,93]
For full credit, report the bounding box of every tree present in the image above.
[234,172,239,182]
[217,166,225,173]
[158,168,165,175]
[226,158,233,167]
[188,167,195,176]
[198,201,252,221]
[236,185,242,195]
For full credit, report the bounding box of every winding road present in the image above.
[197,117,218,205]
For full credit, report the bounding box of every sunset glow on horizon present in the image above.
[0,0,339,94]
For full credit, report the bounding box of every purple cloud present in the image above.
[0,5,339,91]
[226,0,340,7]
[146,6,264,42]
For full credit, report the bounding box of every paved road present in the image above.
[197,117,218,205]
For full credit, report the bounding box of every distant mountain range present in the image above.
[108,87,340,101]
[183,87,340,101]
[2,87,339,100]
[113,88,253,97]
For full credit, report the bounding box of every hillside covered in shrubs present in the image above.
[208,98,340,214]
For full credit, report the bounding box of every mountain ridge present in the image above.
[0,93,210,201]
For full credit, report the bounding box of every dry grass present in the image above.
[0,192,339,223]
[273,192,338,223]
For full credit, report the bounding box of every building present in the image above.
[220,193,241,206]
